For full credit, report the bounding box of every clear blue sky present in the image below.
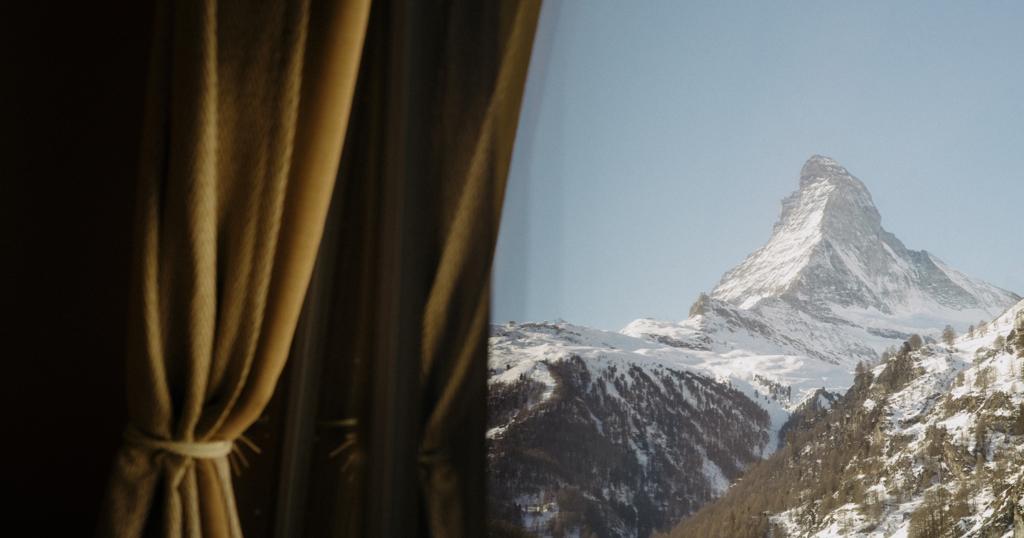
[493,0,1024,331]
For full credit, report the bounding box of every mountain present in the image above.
[487,156,1020,537]
[622,156,1019,399]
[671,300,1024,538]
[711,155,1017,332]
[487,323,772,538]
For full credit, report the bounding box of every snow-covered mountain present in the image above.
[486,155,1020,537]
[711,155,1017,332]
[487,322,773,537]
[672,300,1024,538]
[622,156,1019,400]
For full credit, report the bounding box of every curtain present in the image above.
[297,1,543,537]
[100,0,370,536]
[415,3,543,535]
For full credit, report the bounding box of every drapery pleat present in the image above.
[100,0,369,536]
[417,3,542,536]
[299,1,542,537]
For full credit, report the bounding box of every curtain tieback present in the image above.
[123,426,233,459]
[418,447,449,466]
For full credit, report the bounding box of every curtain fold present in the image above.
[305,1,542,537]
[417,3,542,536]
[101,0,369,536]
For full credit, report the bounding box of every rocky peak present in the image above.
[782,155,882,238]
[711,155,1018,327]
[799,154,852,187]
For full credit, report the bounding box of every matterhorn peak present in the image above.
[799,154,851,186]
[787,155,880,227]
[711,156,1018,324]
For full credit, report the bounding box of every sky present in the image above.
[492,1,1024,331]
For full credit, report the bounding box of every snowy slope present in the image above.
[487,322,774,537]
[770,301,1024,537]
[487,320,856,535]
[670,299,1024,538]
[489,321,792,444]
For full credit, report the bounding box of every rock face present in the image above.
[487,156,1021,537]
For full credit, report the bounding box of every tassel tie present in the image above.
[123,426,261,475]
[322,418,361,474]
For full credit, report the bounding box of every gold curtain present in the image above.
[300,1,543,537]
[417,3,542,536]
[100,0,369,536]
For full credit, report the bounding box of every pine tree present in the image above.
[949,480,972,524]
[1014,318,1024,358]
[942,325,956,347]
[1015,403,1024,436]
[974,417,988,462]
[967,324,975,338]
[975,367,993,391]
[909,488,951,538]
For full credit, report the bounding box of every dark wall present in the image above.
[2,1,153,533]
